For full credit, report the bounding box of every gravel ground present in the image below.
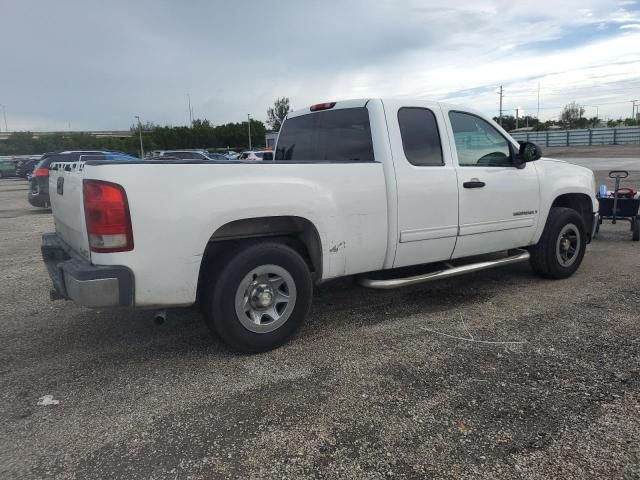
[543,145,639,159]
[1,165,639,479]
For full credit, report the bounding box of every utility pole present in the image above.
[135,115,145,159]
[247,114,252,150]
[0,104,7,132]
[537,83,540,119]
[632,100,638,124]
[497,86,504,126]
[515,107,519,130]
[187,94,193,126]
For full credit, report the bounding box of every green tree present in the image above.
[266,97,291,132]
[560,102,585,129]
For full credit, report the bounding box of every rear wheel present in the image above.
[203,242,312,352]
[529,207,587,279]
[632,217,639,242]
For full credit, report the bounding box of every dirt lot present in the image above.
[1,163,639,479]
[544,145,639,159]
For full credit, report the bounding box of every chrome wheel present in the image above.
[556,223,580,267]
[234,264,296,333]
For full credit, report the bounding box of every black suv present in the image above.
[28,151,105,208]
[17,157,46,178]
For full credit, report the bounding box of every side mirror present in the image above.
[518,141,542,162]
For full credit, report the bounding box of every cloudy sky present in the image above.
[1,0,639,131]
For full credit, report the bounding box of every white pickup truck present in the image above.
[42,99,598,352]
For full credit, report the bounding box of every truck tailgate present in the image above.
[49,162,91,260]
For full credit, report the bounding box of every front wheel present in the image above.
[529,207,587,279]
[203,242,313,352]
[632,217,639,242]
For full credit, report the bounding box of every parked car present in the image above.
[16,157,42,178]
[0,160,17,178]
[206,152,229,161]
[41,98,598,352]
[28,151,136,208]
[237,150,274,161]
[153,150,215,160]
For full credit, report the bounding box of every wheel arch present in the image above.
[197,216,323,297]
[550,193,594,241]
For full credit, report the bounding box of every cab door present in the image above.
[384,100,459,268]
[444,109,540,258]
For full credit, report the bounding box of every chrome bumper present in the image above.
[41,233,134,308]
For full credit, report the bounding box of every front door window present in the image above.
[449,112,512,167]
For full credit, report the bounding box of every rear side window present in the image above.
[275,107,374,162]
[398,108,443,166]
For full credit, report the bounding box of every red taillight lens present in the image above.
[83,180,133,253]
[33,168,49,177]
[310,101,336,112]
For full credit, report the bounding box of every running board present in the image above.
[357,249,530,289]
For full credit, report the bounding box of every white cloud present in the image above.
[0,0,639,129]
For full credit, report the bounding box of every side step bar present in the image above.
[357,249,530,290]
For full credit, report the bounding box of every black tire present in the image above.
[632,217,639,242]
[203,242,312,353]
[529,207,587,279]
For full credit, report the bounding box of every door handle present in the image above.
[463,180,485,188]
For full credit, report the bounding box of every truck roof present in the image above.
[286,98,460,120]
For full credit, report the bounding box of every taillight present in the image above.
[33,168,49,177]
[310,102,336,112]
[83,180,133,253]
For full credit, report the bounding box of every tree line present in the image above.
[0,98,293,156]
[0,118,268,156]
[495,102,638,132]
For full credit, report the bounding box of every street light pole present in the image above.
[0,104,7,132]
[135,115,145,159]
[247,114,252,150]
[187,94,193,126]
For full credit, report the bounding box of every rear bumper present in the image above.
[28,178,50,207]
[41,233,134,308]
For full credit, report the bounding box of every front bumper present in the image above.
[41,233,134,308]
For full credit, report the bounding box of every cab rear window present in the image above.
[275,107,374,162]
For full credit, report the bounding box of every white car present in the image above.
[237,150,274,161]
[153,150,215,160]
[42,98,598,352]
